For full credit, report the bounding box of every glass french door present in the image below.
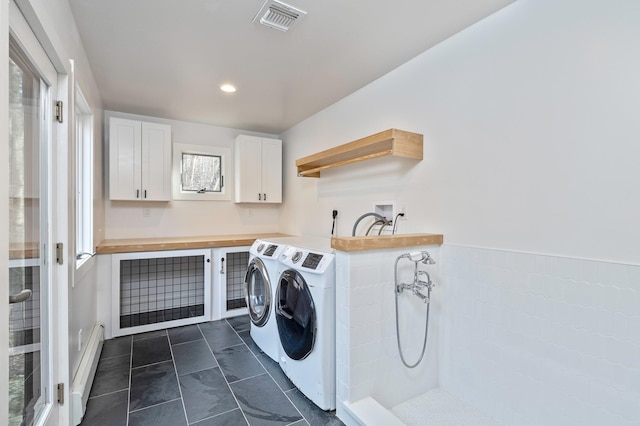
[7,2,59,425]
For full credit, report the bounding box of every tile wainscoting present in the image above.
[441,245,640,426]
[335,246,441,417]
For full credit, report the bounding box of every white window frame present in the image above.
[172,143,231,201]
[75,85,94,269]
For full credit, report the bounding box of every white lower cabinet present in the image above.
[109,249,212,337]
[234,135,282,203]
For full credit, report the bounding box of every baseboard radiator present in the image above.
[72,323,104,425]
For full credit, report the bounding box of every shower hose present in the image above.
[394,254,432,369]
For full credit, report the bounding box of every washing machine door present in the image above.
[276,269,316,360]
[245,258,271,327]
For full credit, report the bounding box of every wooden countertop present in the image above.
[96,233,291,254]
[331,233,443,252]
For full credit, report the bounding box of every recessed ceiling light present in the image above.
[220,84,236,93]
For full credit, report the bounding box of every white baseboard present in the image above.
[71,323,104,426]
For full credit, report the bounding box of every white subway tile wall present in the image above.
[336,247,441,412]
[440,245,640,426]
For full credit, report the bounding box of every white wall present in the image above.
[280,0,640,423]
[104,110,281,239]
[280,0,640,265]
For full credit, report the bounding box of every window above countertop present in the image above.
[172,143,231,201]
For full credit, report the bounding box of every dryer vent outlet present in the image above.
[253,0,307,32]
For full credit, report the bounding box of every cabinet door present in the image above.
[235,135,263,202]
[261,138,282,203]
[141,122,172,201]
[109,117,142,200]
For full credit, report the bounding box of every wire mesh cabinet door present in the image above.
[111,248,212,337]
[212,246,251,320]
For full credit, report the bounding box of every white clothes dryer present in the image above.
[275,237,336,411]
[245,239,288,361]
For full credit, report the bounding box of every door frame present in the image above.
[2,0,71,424]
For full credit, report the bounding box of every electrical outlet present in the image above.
[247,208,253,217]
[143,207,151,217]
[400,205,407,220]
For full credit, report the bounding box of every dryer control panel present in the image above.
[250,239,287,259]
[280,246,335,274]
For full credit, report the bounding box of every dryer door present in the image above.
[276,269,316,360]
[245,258,271,327]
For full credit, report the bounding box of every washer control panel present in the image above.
[302,253,323,269]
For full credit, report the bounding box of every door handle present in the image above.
[9,289,32,304]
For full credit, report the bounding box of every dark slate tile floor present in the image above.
[81,316,344,426]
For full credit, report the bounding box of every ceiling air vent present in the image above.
[253,0,307,32]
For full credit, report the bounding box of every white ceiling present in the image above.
[68,0,514,134]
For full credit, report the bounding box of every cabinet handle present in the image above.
[136,189,140,198]
[263,193,267,201]
[258,193,261,201]
[220,257,225,274]
[144,190,147,199]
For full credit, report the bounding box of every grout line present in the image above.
[128,397,183,414]
[177,364,220,378]
[167,324,205,347]
[88,387,130,400]
[130,358,174,370]
[167,331,191,425]
[226,372,268,385]
[189,407,243,425]
[126,336,133,426]
[170,337,205,348]
[199,321,252,426]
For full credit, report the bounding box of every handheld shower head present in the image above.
[406,251,436,264]
[407,251,425,262]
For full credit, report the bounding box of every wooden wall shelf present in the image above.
[296,128,423,178]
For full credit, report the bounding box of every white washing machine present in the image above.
[275,237,336,411]
[245,238,288,361]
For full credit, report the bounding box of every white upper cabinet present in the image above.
[234,135,282,203]
[109,117,172,201]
